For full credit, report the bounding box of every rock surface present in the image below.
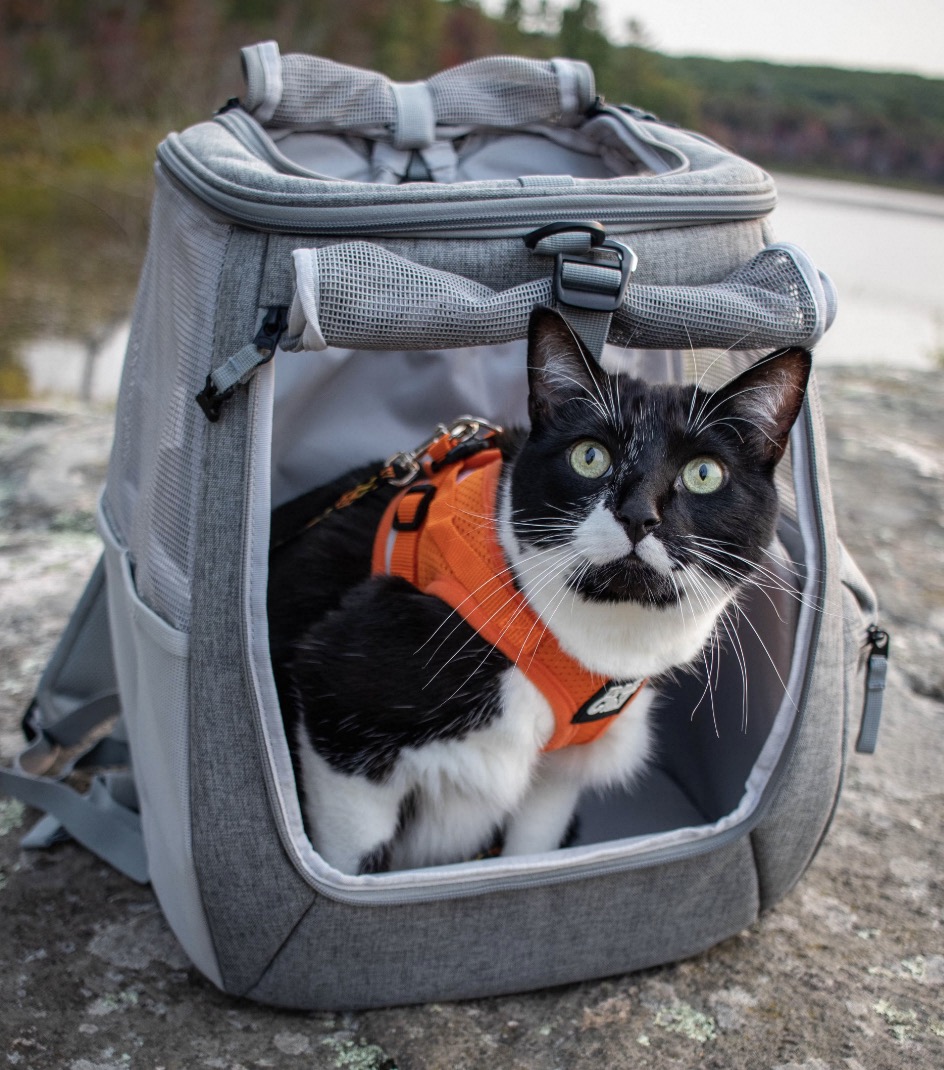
[1,367,942,1070]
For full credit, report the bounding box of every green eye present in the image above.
[569,439,612,479]
[681,457,725,494]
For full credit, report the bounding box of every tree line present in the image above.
[2,0,943,187]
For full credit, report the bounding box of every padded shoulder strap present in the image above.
[0,557,148,884]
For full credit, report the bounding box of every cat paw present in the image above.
[357,844,392,875]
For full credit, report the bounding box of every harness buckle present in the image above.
[383,416,502,487]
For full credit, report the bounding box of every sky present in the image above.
[524,0,944,79]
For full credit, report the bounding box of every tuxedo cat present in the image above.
[268,307,811,875]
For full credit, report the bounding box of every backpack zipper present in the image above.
[157,108,776,238]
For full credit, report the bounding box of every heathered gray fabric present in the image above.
[279,241,832,355]
[749,380,850,908]
[160,107,772,217]
[259,217,771,303]
[188,230,316,996]
[246,838,760,1010]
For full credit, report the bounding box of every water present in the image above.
[770,175,944,369]
[11,176,944,403]
[19,324,130,405]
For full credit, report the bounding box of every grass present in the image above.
[0,112,168,399]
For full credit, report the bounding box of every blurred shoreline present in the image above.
[5,171,944,407]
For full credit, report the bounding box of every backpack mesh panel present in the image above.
[428,57,566,127]
[102,174,231,630]
[274,54,395,130]
[283,243,824,356]
[268,54,575,133]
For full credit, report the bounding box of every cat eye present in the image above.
[568,439,612,479]
[680,457,726,494]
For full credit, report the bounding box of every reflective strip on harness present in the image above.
[371,451,645,750]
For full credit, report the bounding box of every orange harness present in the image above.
[371,448,646,751]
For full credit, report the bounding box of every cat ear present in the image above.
[527,306,609,428]
[707,348,812,465]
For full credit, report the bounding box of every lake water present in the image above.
[15,175,944,403]
[770,175,944,369]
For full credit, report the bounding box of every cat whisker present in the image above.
[680,537,833,621]
[422,546,587,713]
[419,544,584,687]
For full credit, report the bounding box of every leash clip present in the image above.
[383,416,503,487]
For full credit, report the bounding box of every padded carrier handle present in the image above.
[241,41,596,144]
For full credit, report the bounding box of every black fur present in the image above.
[268,443,520,782]
[267,306,810,869]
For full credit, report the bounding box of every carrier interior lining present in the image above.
[268,341,800,860]
[267,115,660,184]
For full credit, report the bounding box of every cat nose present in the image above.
[617,498,662,545]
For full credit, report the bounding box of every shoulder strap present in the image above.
[0,557,148,884]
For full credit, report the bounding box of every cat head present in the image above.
[505,306,811,613]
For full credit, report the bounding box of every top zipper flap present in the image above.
[156,104,776,237]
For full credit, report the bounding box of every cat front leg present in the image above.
[501,762,584,857]
[296,739,405,875]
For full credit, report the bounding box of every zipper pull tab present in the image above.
[855,625,889,754]
[196,306,288,422]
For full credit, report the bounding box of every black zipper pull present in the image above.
[253,305,289,359]
[196,306,288,422]
[856,624,889,754]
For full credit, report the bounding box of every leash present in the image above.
[271,416,502,551]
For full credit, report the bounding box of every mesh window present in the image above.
[103,175,231,630]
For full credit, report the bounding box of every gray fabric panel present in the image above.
[247,837,759,1011]
[165,111,772,211]
[749,379,846,908]
[280,241,828,355]
[259,220,769,309]
[189,229,316,996]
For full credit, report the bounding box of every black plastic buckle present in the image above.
[392,484,437,532]
[195,377,233,423]
[215,97,244,116]
[253,305,288,362]
[554,237,637,313]
[523,220,607,250]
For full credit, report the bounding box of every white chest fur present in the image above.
[498,493,728,681]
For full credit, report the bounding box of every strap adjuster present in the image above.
[393,484,437,532]
[554,237,637,313]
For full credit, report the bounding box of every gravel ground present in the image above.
[0,364,941,1070]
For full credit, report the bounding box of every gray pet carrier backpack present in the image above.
[2,43,889,1009]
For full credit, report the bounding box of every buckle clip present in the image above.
[383,416,502,487]
[554,238,637,313]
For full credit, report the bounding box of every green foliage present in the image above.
[0,0,941,185]
[659,55,944,184]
